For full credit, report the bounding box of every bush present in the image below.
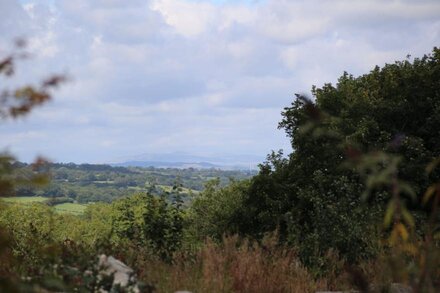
[187,179,250,243]
[111,193,184,260]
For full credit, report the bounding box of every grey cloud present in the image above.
[0,0,31,40]
[101,74,207,103]
[0,0,439,163]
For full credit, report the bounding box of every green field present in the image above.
[1,197,86,215]
[157,185,199,194]
[2,196,48,203]
[53,203,87,214]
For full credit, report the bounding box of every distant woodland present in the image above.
[11,162,254,203]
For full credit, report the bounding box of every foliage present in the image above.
[1,37,439,292]
[0,39,66,120]
[111,193,185,260]
[0,42,105,292]
[187,179,250,243]
[12,161,252,203]
[227,48,440,272]
[0,195,179,291]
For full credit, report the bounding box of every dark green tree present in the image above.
[234,48,440,268]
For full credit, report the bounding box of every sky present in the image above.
[0,0,439,164]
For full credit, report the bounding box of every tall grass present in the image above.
[132,234,335,293]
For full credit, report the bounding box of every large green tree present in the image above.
[234,48,440,268]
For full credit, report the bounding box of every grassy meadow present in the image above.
[1,196,87,215]
[2,196,48,203]
[53,202,87,214]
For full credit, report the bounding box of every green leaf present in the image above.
[401,208,415,227]
[298,122,314,135]
[383,200,396,228]
[422,185,437,205]
[398,181,416,201]
[426,157,440,174]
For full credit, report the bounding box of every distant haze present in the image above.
[111,152,265,170]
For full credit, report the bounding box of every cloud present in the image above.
[0,0,439,163]
[152,0,216,37]
[0,0,31,42]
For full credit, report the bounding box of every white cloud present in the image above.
[152,0,216,37]
[0,0,439,162]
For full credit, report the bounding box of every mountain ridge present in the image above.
[110,152,264,170]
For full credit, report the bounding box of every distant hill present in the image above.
[110,152,263,170]
[112,161,220,169]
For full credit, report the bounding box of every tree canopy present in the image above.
[229,48,440,268]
